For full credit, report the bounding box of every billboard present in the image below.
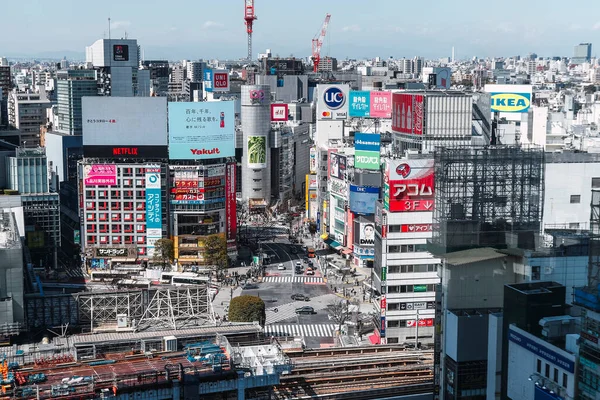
[247,135,267,168]
[349,185,378,215]
[225,163,237,248]
[354,220,375,247]
[317,84,349,120]
[370,91,392,118]
[113,44,129,61]
[168,101,235,160]
[385,159,434,212]
[484,84,532,113]
[354,133,381,170]
[309,147,317,174]
[145,165,162,257]
[203,69,213,92]
[83,164,117,186]
[391,93,424,135]
[349,91,371,117]
[329,153,347,180]
[330,178,347,197]
[271,103,289,121]
[82,97,168,147]
[212,70,230,92]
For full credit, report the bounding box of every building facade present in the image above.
[7,92,50,147]
[56,69,98,135]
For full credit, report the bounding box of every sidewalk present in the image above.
[212,285,243,319]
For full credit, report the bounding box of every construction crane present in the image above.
[244,0,257,61]
[311,13,331,73]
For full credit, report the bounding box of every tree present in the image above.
[228,295,266,326]
[326,299,355,332]
[204,234,228,271]
[153,239,174,269]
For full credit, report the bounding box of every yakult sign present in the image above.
[384,159,434,213]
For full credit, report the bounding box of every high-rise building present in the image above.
[56,69,98,135]
[186,61,205,83]
[317,56,337,73]
[0,208,24,336]
[573,42,592,64]
[7,92,51,147]
[140,60,169,97]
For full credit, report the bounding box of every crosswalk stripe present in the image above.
[264,324,336,337]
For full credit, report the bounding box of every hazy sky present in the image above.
[2,0,599,60]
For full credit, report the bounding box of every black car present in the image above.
[295,306,315,314]
[291,294,310,301]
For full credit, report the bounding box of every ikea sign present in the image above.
[490,92,531,113]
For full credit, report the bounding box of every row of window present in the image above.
[387,244,428,253]
[536,358,568,388]
[86,213,149,222]
[86,235,146,245]
[87,189,148,199]
[388,264,438,274]
[86,224,147,233]
[86,202,147,211]
[387,284,436,293]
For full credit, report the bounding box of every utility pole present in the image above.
[415,309,420,349]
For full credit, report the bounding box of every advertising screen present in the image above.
[349,185,378,215]
[225,163,237,247]
[392,93,424,135]
[145,166,162,257]
[370,91,392,118]
[354,133,381,170]
[247,135,267,168]
[271,103,289,121]
[83,164,117,186]
[349,91,371,117]
[82,97,168,157]
[168,101,235,160]
[317,84,350,120]
[212,70,230,92]
[329,153,347,180]
[385,159,434,212]
[354,220,375,247]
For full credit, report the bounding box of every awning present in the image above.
[320,233,329,240]
[341,248,353,255]
[324,238,343,250]
[110,258,137,263]
[369,331,380,345]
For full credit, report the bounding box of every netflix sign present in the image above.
[384,159,434,213]
[83,145,168,158]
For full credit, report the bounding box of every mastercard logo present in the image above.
[322,111,331,117]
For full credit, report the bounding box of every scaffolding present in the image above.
[78,290,145,330]
[574,189,600,311]
[430,145,544,254]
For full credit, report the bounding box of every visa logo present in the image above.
[490,93,531,113]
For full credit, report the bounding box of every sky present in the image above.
[1,0,599,61]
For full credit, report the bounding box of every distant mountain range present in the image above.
[5,50,86,61]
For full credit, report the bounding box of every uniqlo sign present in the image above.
[385,159,435,213]
[212,71,230,92]
[271,104,288,121]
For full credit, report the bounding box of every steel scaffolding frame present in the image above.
[78,290,145,328]
[588,190,600,292]
[431,145,544,253]
[136,286,212,331]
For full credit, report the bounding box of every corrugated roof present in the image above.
[444,247,506,266]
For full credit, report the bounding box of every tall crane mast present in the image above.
[311,13,331,73]
[244,0,257,61]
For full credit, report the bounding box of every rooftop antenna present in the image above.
[108,17,111,40]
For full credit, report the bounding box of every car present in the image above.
[291,294,310,301]
[295,261,302,267]
[306,270,315,275]
[303,257,310,263]
[243,284,259,290]
[277,264,286,270]
[295,306,315,315]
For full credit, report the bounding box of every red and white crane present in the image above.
[312,13,331,73]
[244,0,257,61]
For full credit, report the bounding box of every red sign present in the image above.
[401,224,433,233]
[203,177,223,187]
[175,194,204,201]
[171,188,200,194]
[392,93,424,135]
[407,318,434,327]
[213,73,229,89]
[226,163,237,247]
[386,159,435,213]
[271,104,289,121]
[380,296,387,310]
[112,147,139,156]
[174,180,198,188]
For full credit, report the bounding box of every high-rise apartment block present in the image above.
[56,69,98,135]
[7,92,51,147]
[573,43,592,64]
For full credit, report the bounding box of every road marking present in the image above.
[264,324,336,337]
[262,276,324,283]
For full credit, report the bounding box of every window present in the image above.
[545,364,550,378]
[592,177,600,188]
[387,337,399,344]
[388,265,401,273]
[388,225,401,233]
[537,359,542,373]
[562,373,567,388]
[531,266,541,281]
[570,195,581,204]
[569,223,580,229]
[387,320,400,328]
[388,303,400,311]
[553,368,558,383]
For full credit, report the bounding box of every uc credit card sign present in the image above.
[490,92,531,113]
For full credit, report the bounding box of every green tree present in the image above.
[153,238,174,269]
[204,234,228,271]
[228,295,266,326]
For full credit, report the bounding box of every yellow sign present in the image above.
[490,92,531,113]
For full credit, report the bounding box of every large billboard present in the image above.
[145,165,162,257]
[247,135,267,168]
[329,153,347,180]
[349,91,371,117]
[349,185,378,215]
[168,101,235,160]
[212,70,230,92]
[330,178,347,197]
[83,164,116,186]
[370,91,392,118]
[225,163,237,249]
[271,103,289,121]
[384,159,434,213]
[317,84,349,120]
[203,69,213,92]
[354,133,381,170]
[82,97,168,152]
[391,93,424,135]
[484,84,532,113]
[354,220,375,247]
[309,147,317,174]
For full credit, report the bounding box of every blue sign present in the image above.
[508,327,575,373]
[146,189,162,230]
[354,133,381,152]
[316,212,321,233]
[380,316,386,337]
[323,87,346,110]
[204,69,213,92]
[349,91,371,117]
[349,185,379,215]
[168,102,235,160]
[170,197,225,205]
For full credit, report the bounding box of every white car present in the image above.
[277,264,286,270]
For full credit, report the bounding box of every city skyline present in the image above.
[2,0,599,61]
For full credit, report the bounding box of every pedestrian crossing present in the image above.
[264,324,337,338]
[262,276,324,284]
